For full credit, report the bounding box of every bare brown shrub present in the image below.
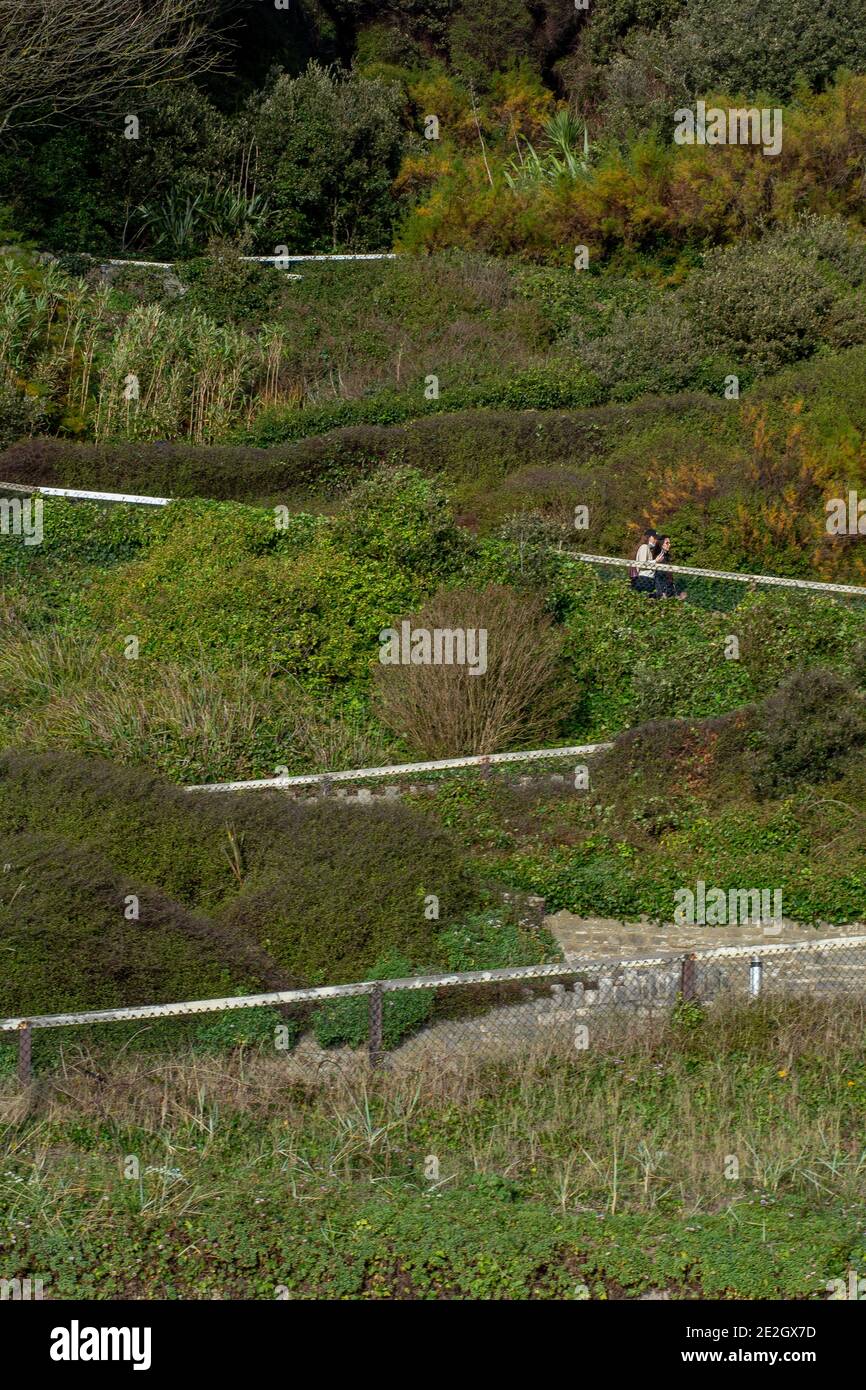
[373,585,569,758]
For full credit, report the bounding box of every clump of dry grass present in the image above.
[3,997,864,1215]
[0,628,394,781]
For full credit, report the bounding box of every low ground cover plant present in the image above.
[0,748,485,1014]
[1,999,865,1299]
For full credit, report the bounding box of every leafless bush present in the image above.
[373,585,569,758]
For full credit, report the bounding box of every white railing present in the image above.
[0,480,170,506]
[184,744,609,794]
[4,935,864,1032]
[574,552,866,599]
[102,253,396,271]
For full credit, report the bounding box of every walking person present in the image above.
[630,528,659,595]
[653,535,686,600]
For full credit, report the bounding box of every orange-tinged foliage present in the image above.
[399,76,866,264]
[645,459,720,521]
[407,70,476,147]
[393,152,453,199]
[489,67,556,140]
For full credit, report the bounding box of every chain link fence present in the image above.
[357,936,866,1064]
[4,935,866,1084]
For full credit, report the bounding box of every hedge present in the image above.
[0,750,484,999]
[0,393,726,504]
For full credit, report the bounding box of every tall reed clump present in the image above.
[0,257,299,444]
[93,304,262,444]
[0,257,112,430]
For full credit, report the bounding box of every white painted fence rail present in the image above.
[0,964,569,1031]
[184,744,610,794]
[40,484,168,507]
[103,253,396,270]
[4,936,864,1033]
[0,481,169,506]
[574,552,866,599]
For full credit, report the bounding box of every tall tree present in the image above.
[0,0,221,137]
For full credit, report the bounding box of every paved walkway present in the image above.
[546,912,866,961]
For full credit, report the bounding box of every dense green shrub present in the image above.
[331,466,471,578]
[562,217,866,391]
[625,0,866,108]
[684,241,835,377]
[0,750,485,997]
[737,591,866,683]
[243,371,603,446]
[216,801,480,983]
[0,750,237,913]
[439,908,560,969]
[752,345,866,435]
[100,262,187,307]
[781,214,866,288]
[355,19,424,70]
[179,242,287,327]
[0,128,127,255]
[0,833,269,1018]
[448,0,534,86]
[250,63,406,252]
[0,392,724,507]
[750,669,866,796]
[516,264,636,339]
[190,1006,295,1053]
[0,84,238,256]
[573,299,736,399]
[237,378,603,447]
[0,495,158,579]
[571,0,681,72]
[491,513,573,602]
[0,437,340,502]
[79,501,420,688]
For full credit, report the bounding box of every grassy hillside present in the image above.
[419,669,866,925]
[2,663,865,1039]
[2,1001,865,1299]
[5,345,866,575]
[5,0,866,1312]
[2,212,866,447]
[0,748,502,1023]
[3,460,866,780]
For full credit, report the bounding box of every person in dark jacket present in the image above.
[654,535,685,600]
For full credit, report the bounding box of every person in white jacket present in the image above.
[630,529,658,595]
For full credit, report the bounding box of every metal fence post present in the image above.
[749,956,763,999]
[368,984,384,1068]
[18,1021,32,1085]
[680,953,698,1003]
